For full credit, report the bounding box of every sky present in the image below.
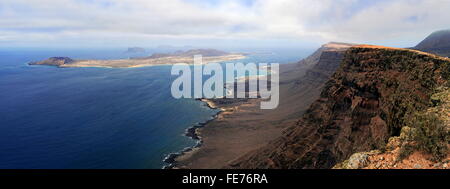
[1,0,450,49]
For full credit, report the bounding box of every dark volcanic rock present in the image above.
[230,46,450,169]
[29,57,75,66]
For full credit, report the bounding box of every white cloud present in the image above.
[321,0,450,46]
[1,0,450,48]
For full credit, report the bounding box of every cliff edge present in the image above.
[230,45,450,169]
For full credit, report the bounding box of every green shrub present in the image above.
[397,126,417,161]
[398,143,415,161]
[410,113,449,161]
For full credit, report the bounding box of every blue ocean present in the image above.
[0,47,312,169]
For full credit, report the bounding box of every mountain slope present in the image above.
[414,30,450,57]
[230,45,450,169]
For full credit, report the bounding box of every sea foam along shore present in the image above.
[162,70,268,168]
[162,98,221,169]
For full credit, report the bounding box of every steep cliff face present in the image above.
[294,50,347,87]
[230,46,450,169]
[279,42,354,117]
[297,42,353,70]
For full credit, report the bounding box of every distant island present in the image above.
[29,49,246,68]
[124,47,146,53]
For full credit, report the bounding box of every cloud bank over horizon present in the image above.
[1,0,450,48]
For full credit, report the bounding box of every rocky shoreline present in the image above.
[162,98,222,169]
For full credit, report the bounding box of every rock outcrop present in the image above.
[230,45,450,169]
[29,57,75,66]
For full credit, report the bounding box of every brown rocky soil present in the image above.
[364,149,450,169]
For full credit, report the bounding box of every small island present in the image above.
[29,49,246,68]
